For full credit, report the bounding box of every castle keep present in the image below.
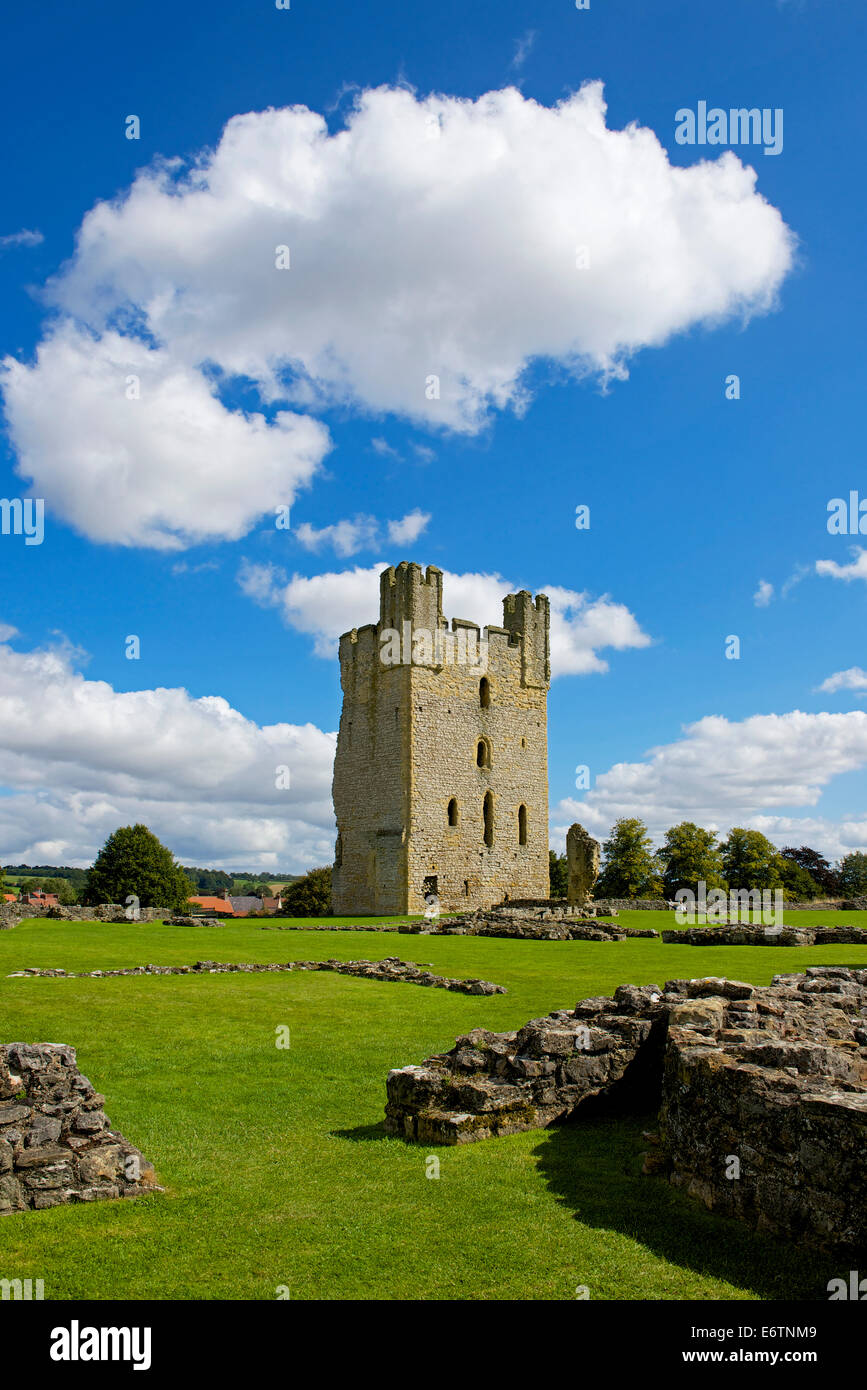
[331,562,550,915]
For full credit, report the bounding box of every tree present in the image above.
[277,867,332,917]
[720,828,783,891]
[776,856,822,902]
[84,825,192,909]
[548,851,568,898]
[42,877,77,905]
[595,819,662,899]
[838,852,867,897]
[655,822,725,898]
[780,846,840,896]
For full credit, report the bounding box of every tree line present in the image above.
[549,819,867,901]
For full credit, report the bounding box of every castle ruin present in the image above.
[331,562,550,915]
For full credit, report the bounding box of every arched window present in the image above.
[518,804,528,846]
[447,798,459,827]
[479,676,491,709]
[483,792,494,847]
[476,738,491,769]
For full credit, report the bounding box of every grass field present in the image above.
[1,912,865,1301]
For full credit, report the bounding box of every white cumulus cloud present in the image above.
[817,667,867,695]
[816,548,867,583]
[552,709,867,859]
[0,632,337,870]
[1,83,794,546]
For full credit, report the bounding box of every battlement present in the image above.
[338,565,550,689]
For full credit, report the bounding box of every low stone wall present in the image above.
[10,957,505,996]
[0,1043,158,1214]
[401,908,656,942]
[0,903,170,929]
[661,924,867,946]
[384,967,867,1251]
[263,921,402,932]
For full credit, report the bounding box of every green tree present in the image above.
[776,856,822,902]
[780,846,840,897]
[720,828,783,891]
[595,818,662,899]
[838,851,867,897]
[42,877,77,905]
[276,867,332,917]
[655,822,725,898]
[84,824,192,909]
[548,850,568,898]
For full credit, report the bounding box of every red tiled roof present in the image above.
[188,896,235,915]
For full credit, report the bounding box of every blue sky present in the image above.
[0,0,865,871]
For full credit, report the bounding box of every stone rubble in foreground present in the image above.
[0,1044,159,1214]
[385,966,867,1251]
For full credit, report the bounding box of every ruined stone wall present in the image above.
[384,967,867,1251]
[0,1044,156,1213]
[332,563,550,915]
[0,904,168,929]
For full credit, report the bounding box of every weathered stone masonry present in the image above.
[385,967,867,1251]
[0,1044,157,1214]
[332,563,550,915]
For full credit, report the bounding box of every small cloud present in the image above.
[816,547,867,583]
[0,622,19,642]
[781,564,809,598]
[0,229,43,251]
[171,560,219,576]
[386,510,431,546]
[411,443,436,465]
[753,579,774,607]
[237,559,285,607]
[371,437,401,460]
[295,515,380,557]
[511,29,536,71]
[817,667,867,695]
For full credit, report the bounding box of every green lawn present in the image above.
[1,914,864,1301]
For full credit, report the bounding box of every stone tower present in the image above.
[331,562,550,915]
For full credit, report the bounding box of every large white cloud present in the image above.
[0,325,330,550]
[238,561,652,673]
[0,633,336,869]
[2,83,794,546]
[552,710,867,859]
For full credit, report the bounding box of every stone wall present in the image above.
[0,903,169,929]
[332,563,551,916]
[0,1043,157,1214]
[400,906,656,941]
[384,967,867,1251]
[661,924,867,946]
[10,957,506,996]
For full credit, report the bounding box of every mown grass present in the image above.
[1,915,865,1301]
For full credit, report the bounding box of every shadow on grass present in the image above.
[534,1113,840,1301]
[332,1122,391,1143]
